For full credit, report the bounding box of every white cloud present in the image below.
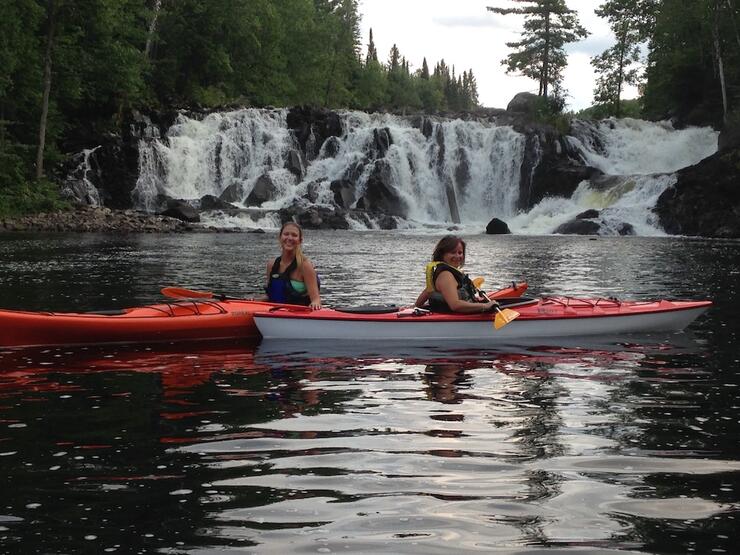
[358,0,624,111]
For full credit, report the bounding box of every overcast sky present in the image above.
[358,0,637,112]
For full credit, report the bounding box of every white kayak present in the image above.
[253,296,712,342]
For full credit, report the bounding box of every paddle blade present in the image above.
[493,308,519,330]
[161,287,214,299]
[472,277,485,289]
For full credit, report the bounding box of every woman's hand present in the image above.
[309,300,322,310]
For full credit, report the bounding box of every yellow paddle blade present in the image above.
[472,277,485,288]
[493,308,519,330]
[161,287,214,299]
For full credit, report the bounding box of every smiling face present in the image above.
[279,223,302,251]
[441,241,465,268]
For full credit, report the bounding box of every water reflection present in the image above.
[0,324,740,553]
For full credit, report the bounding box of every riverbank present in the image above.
[0,206,258,233]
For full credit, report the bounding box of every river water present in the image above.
[0,231,738,554]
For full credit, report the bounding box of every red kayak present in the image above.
[0,282,530,348]
[0,298,271,348]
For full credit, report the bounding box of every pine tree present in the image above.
[591,0,654,117]
[486,0,589,101]
[366,27,378,64]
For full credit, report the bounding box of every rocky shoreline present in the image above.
[0,206,254,233]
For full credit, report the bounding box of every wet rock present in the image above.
[160,200,200,223]
[219,182,244,204]
[576,209,600,219]
[246,174,278,206]
[617,222,635,236]
[200,194,237,210]
[371,127,393,158]
[485,218,511,234]
[285,149,305,179]
[357,160,407,217]
[286,106,343,160]
[554,219,601,235]
[322,136,341,158]
[454,148,471,196]
[279,202,350,230]
[304,180,325,203]
[656,146,740,238]
[518,125,603,210]
[330,179,356,209]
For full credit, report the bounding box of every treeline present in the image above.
[586,0,740,123]
[0,0,478,209]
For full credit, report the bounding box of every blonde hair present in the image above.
[279,221,305,267]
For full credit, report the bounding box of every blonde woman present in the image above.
[265,222,322,310]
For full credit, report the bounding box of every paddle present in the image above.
[492,303,519,330]
[161,286,235,300]
[161,286,313,311]
[468,277,519,328]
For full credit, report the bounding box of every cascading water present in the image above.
[510,118,719,236]
[134,109,525,230]
[132,110,718,235]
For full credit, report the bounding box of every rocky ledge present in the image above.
[0,206,219,233]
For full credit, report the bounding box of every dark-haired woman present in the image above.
[265,222,322,310]
[414,235,497,313]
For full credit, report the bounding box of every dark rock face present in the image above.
[554,219,601,235]
[485,218,511,234]
[655,147,740,238]
[286,106,343,160]
[357,160,407,217]
[200,194,237,211]
[371,127,393,158]
[517,125,602,210]
[617,222,635,236]
[330,179,356,209]
[246,174,278,206]
[285,149,305,179]
[507,92,540,115]
[322,136,341,158]
[219,183,244,204]
[279,202,350,230]
[576,209,600,219]
[159,199,200,223]
[304,180,324,203]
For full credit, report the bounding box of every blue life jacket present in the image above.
[265,256,318,305]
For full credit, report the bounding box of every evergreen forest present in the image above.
[1,0,739,215]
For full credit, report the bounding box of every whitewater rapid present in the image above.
[133,111,718,235]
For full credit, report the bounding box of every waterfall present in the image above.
[134,109,526,229]
[131,109,718,235]
[60,146,103,206]
[509,118,719,236]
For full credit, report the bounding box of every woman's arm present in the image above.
[414,289,430,308]
[436,272,496,313]
[301,259,322,310]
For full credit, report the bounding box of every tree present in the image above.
[487,0,589,101]
[641,0,739,123]
[591,0,652,117]
[366,27,378,64]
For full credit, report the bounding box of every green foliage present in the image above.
[590,0,651,118]
[577,98,643,120]
[0,179,69,218]
[487,0,589,101]
[640,0,740,124]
